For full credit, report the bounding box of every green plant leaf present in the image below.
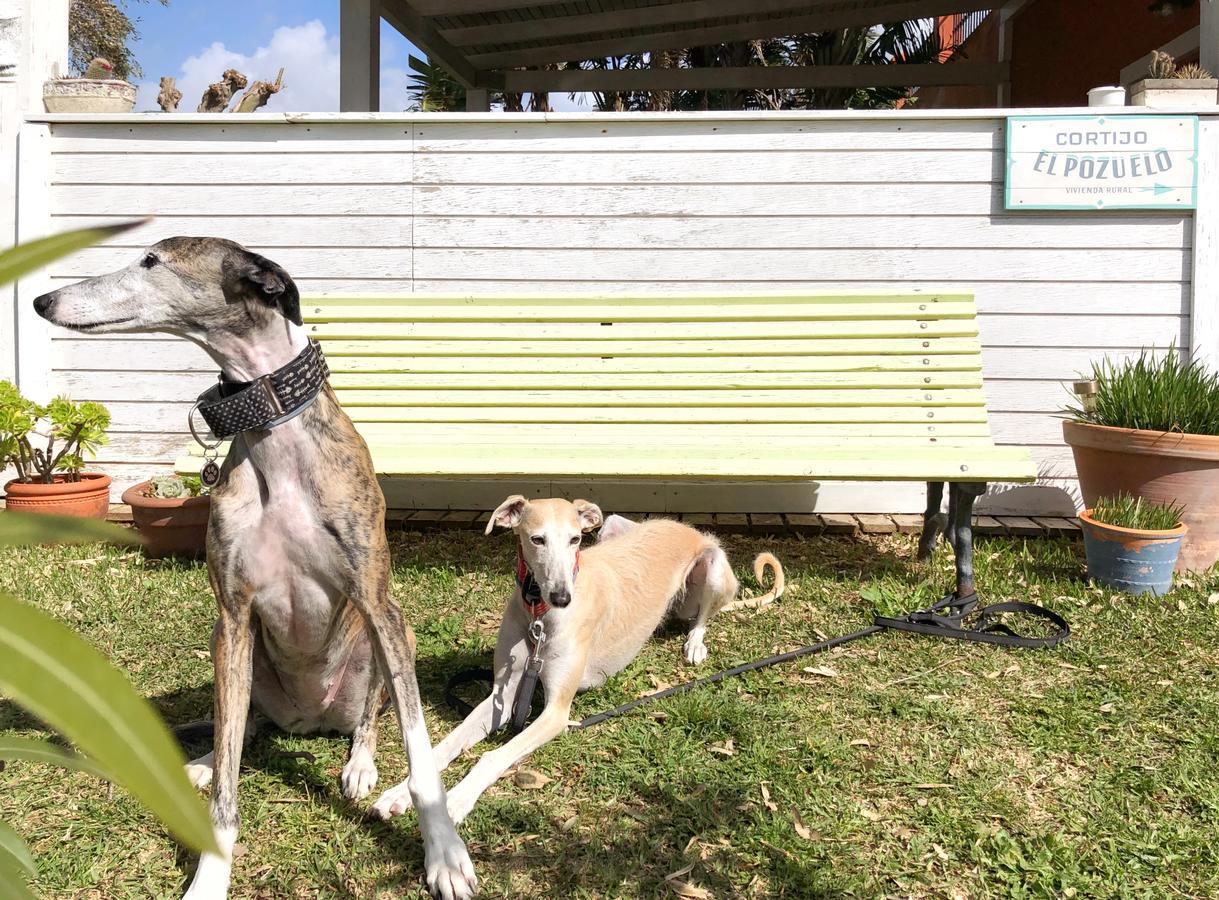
[0,220,148,287]
[0,835,35,900]
[0,735,110,779]
[0,821,34,876]
[0,511,140,547]
[0,591,216,855]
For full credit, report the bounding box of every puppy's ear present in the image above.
[486,494,528,534]
[573,499,603,533]
[222,251,302,325]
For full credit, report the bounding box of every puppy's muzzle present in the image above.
[33,292,54,318]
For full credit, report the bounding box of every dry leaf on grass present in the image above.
[760,783,778,812]
[512,768,552,789]
[667,881,710,899]
[792,807,816,841]
[666,862,696,881]
[913,783,952,790]
[709,738,735,756]
[801,665,839,678]
[859,804,882,822]
[849,738,871,748]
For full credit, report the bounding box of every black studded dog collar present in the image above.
[195,339,330,440]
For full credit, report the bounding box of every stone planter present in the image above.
[43,78,137,113]
[122,480,211,559]
[1063,420,1219,572]
[3,472,112,519]
[1128,78,1218,108]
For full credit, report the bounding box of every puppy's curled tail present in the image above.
[724,552,786,612]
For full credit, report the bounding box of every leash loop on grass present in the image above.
[442,595,1069,732]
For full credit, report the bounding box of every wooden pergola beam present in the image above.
[466,0,999,69]
[501,61,1011,92]
[442,0,868,48]
[379,0,502,89]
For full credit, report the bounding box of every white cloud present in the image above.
[135,20,409,113]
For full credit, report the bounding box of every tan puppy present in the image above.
[371,495,784,824]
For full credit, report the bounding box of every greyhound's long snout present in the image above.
[548,586,572,608]
[33,292,54,318]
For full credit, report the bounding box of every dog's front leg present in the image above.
[341,657,383,800]
[372,632,529,821]
[183,595,253,900]
[357,582,476,900]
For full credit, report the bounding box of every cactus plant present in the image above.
[1173,63,1214,80]
[1149,50,1177,79]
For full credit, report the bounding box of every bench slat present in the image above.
[342,406,989,424]
[329,353,983,374]
[320,337,982,357]
[307,298,977,322]
[308,319,977,341]
[329,371,984,390]
[334,387,985,408]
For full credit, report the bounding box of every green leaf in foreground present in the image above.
[0,835,35,900]
[0,821,34,875]
[0,735,110,779]
[0,220,148,287]
[0,591,216,855]
[0,511,140,547]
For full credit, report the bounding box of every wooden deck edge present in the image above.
[90,503,1082,539]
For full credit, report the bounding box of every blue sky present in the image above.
[127,0,423,111]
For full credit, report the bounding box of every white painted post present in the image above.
[1192,116,1219,371]
[1201,0,1217,79]
[340,0,380,112]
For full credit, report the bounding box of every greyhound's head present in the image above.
[34,237,303,378]
[486,495,603,608]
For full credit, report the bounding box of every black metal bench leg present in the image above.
[917,481,947,562]
[946,482,987,597]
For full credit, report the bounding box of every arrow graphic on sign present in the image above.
[1139,184,1173,195]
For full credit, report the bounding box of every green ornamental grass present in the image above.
[1068,347,1219,435]
[1090,492,1185,531]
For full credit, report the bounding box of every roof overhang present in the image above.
[374,0,1010,93]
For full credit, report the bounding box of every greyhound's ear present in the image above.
[223,253,302,326]
[486,494,528,534]
[573,499,603,533]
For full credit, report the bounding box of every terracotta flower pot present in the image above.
[3,472,112,519]
[122,480,211,559]
[1078,510,1186,596]
[1063,420,1219,573]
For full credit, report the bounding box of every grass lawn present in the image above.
[2,528,1218,899]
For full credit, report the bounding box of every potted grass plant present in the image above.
[1,382,112,518]
[121,474,211,558]
[1063,348,1219,572]
[1129,51,1217,108]
[1080,494,1187,596]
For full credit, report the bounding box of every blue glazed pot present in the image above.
[1079,510,1187,596]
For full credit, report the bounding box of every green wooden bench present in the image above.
[179,293,1035,598]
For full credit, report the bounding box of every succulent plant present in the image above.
[1149,50,1177,79]
[1173,62,1214,80]
[147,475,189,499]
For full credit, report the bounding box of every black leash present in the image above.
[443,592,1070,732]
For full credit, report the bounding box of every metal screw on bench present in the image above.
[1072,379,1099,414]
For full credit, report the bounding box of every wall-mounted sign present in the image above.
[1006,114,1198,210]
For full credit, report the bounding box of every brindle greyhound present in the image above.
[34,237,476,900]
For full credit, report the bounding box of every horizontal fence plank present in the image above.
[411,150,1002,184]
[55,247,414,280]
[409,120,1005,152]
[413,182,997,217]
[411,215,1192,252]
[48,122,417,152]
[54,152,413,185]
[408,247,1188,284]
[58,214,1193,253]
[50,184,414,216]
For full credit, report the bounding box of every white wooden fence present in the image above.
[8,109,1216,514]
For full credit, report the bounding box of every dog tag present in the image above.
[200,459,220,488]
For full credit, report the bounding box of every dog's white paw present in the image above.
[341,745,379,801]
[370,779,414,819]
[684,638,708,665]
[185,755,214,790]
[183,826,235,899]
[424,834,477,900]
